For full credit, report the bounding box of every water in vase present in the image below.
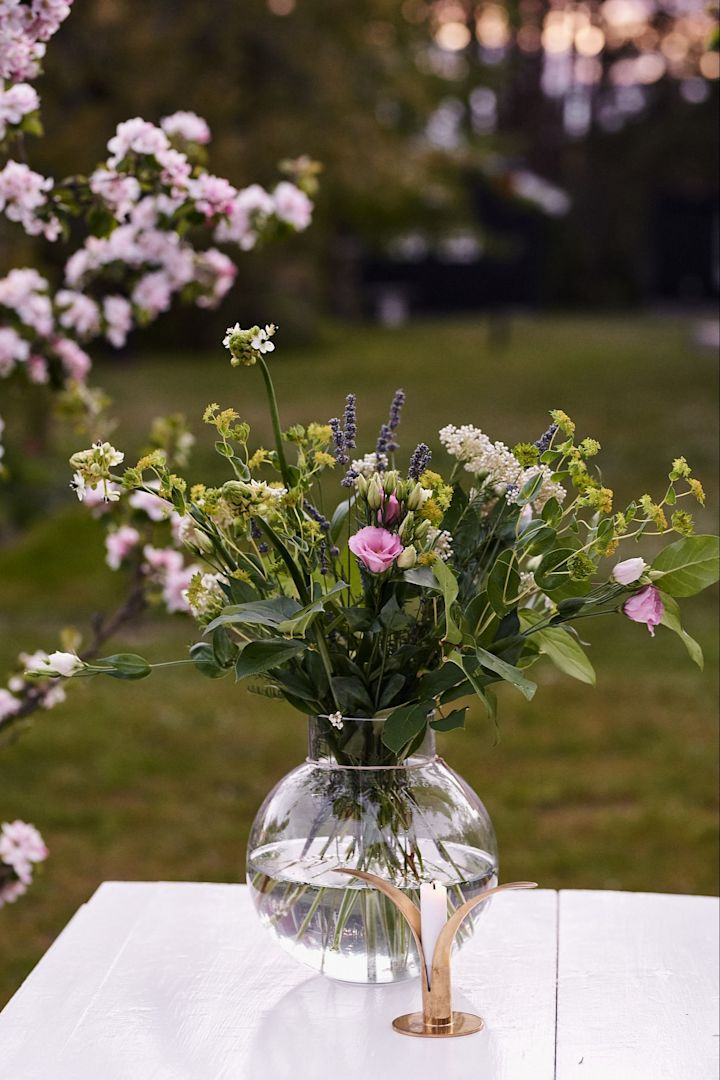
[247,837,498,983]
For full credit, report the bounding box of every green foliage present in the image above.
[651,536,720,597]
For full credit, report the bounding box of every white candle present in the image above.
[419,880,447,986]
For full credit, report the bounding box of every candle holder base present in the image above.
[392,1011,485,1038]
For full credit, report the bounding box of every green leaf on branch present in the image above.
[329,497,354,543]
[205,597,301,633]
[475,646,537,700]
[519,610,596,685]
[382,700,433,754]
[190,642,231,680]
[534,547,574,591]
[94,653,152,680]
[487,549,520,616]
[432,558,463,644]
[404,566,441,590]
[331,676,375,715]
[447,650,497,723]
[657,592,704,670]
[234,639,308,681]
[430,707,468,732]
[651,535,720,597]
[276,582,349,636]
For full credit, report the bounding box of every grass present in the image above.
[0,312,717,1006]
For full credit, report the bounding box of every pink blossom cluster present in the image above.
[0,159,60,238]
[0,79,38,140]
[0,0,73,83]
[0,110,314,393]
[143,545,199,614]
[0,818,48,907]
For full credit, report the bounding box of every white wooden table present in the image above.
[0,884,717,1079]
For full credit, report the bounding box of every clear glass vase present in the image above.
[246,715,498,984]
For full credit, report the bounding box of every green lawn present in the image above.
[0,313,718,1006]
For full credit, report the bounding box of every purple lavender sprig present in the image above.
[534,422,559,454]
[386,389,405,452]
[304,500,331,533]
[408,442,432,480]
[343,394,357,450]
[330,417,348,465]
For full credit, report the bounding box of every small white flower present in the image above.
[250,324,276,354]
[70,471,86,501]
[222,321,241,350]
[328,711,344,730]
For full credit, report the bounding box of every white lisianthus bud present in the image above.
[611,557,647,586]
[382,470,399,495]
[397,544,417,570]
[406,483,425,511]
[355,474,368,497]
[366,478,383,510]
[398,512,415,541]
[25,651,84,678]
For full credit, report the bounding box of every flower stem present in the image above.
[257,355,292,490]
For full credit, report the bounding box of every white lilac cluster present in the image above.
[427,527,453,561]
[351,452,389,477]
[0,79,38,140]
[0,112,314,392]
[0,819,48,907]
[0,0,73,84]
[439,424,565,512]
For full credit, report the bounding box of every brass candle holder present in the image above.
[337,869,537,1038]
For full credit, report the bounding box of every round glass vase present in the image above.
[246,715,498,985]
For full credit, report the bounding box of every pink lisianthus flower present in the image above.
[377,492,401,526]
[622,585,664,637]
[348,526,403,574]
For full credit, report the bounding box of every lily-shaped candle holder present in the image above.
[337,869,537,1038]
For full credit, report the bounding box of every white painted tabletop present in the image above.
[0,884,717,1080]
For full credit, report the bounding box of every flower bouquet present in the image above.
[29,322,719,982]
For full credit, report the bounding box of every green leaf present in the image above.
[487,549,520,615]
[651,535,720,597]
[190,642,230,680]
[377,673,406,709]
[234,639,307,681]
[519,610,596,685]
[276,582,349,636]
[516,470,545,506]
[447,650,496,722]
[205,597,301,633]
[404,566,441,590]
[330,497,354,543]
[379,594,412,632]
[94,653,151,680]
[657,592,704,670]
[331,676,375,715]
[430,707,467,732]
[534,547,574,591]
[382,701,432,754]
[211,628,237,669]
[432,558,463,644]
[475,646,537,700]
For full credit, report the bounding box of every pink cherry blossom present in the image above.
[622,584,664,636]
[129,485,170,521]
[103,295,133,348]
[0,325,30,375]
[132,271,173,315]
[52,336,91,381]
[273,181,313,230]
[105,525,141,570]
[349,526,404,574]
[0,689,21,722]
[160,111,211,145]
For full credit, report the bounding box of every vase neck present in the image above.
[307,714,436,768]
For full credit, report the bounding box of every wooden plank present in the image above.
[556,890,720,1080]
[0,883,558,1080]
